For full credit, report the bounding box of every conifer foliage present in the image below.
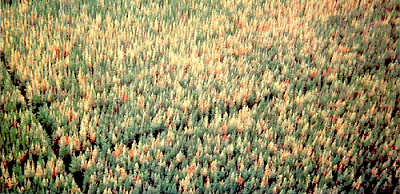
[1,0,399,193]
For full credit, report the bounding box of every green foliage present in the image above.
[1,0,399,193]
